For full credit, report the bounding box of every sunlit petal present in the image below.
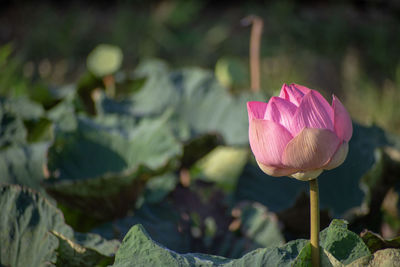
[249,119,293,167]
[289,91,334,135]
[282,128,340,170]
[247,101,268,120]
[264,97,297,130]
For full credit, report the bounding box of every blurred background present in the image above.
[2,0,400,263]
[1,0,400,133]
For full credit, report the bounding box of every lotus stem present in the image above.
[242,15,263,92]
[103,75,116,98]
[309,178,320,267]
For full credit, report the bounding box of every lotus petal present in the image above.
[289,91,334,135]
[264,97,297,130]
[279,83,308,106]
[291,83,311,95]
[332,95,353,142]
[247,101,268,120]
[249,119,293,167]
[282,128,340,170]
[256,161,297,177]
[324,141,349,170]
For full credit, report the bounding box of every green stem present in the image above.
[310,178,320,267]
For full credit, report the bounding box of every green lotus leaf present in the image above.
[0,185,119,267]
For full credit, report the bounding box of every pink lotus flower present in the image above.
[247,83,352,181]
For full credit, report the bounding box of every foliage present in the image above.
[1,43,400,265]
[0,185,119,267]
[111,220,375,266]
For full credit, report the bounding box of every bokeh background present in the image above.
[2,0,400,132]
[2,1,400,265]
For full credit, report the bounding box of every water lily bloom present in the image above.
[247,83,352,181]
